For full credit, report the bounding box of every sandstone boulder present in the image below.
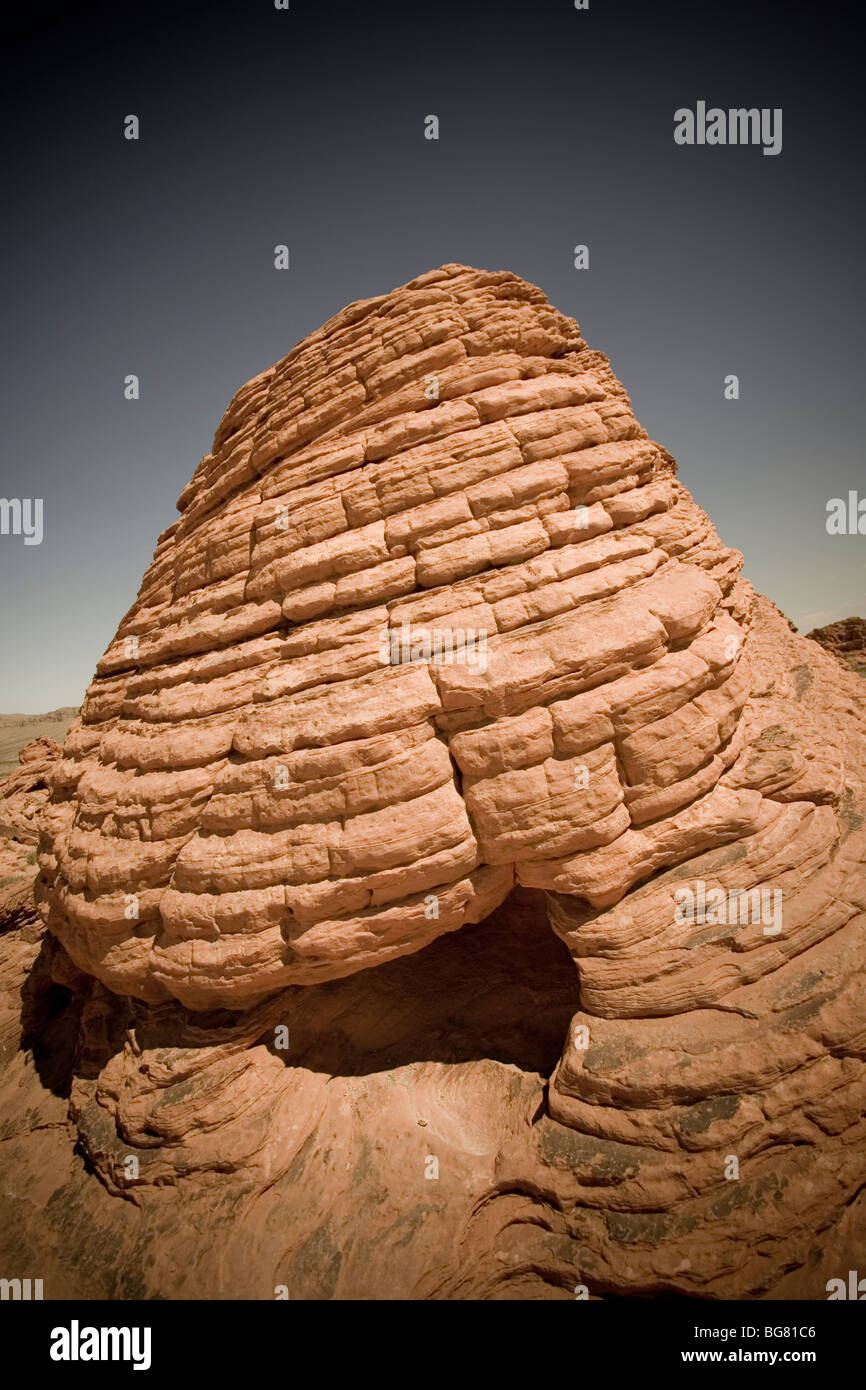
[3,265,864,1300]
[37,263,749,1011]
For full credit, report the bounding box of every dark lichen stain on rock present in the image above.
[539,1122,638,1183]
[678,1093,740,1135]
[777,995,831,1028]
[390,1202,440,1248]
[711,1173,781,1220]
[839,789,864,832]
[289,1224,343,1300]
[583,1036,642,1075]
[791,665,814,700]
[752,724,797,749]
[605,1210,697,1245]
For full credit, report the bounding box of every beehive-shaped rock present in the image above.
[22,265,866,1298]
[35,266,854,1024]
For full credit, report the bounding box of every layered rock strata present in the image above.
[0,737,63,844]
[15,264,866,1298]
[0,737,62,931]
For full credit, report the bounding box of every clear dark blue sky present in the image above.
[2,0,863,709]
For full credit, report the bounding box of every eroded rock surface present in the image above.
[0,737,62,930]
[807,616,866,676]
[1,265,864,1299]
[0,737,63,844]
[38,263,746,1008]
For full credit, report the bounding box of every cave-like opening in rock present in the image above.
[268,885,582,1078]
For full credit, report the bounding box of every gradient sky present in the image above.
[1,0,863,710]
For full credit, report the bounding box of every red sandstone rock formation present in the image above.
[807,616,866,675]
[1,266,864,1300]
[0,736,62,844]
[0,737,62,930]
[37,264,742,1008]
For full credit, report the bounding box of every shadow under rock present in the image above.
[269,886,583,1079]
[19,936,84,1100]
[16,886,583,1097]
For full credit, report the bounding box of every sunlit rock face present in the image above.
[20,266,866,1300]
[38,263,751,1008]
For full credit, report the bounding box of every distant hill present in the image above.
[806,617,866,677]
[0,708,77,779]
